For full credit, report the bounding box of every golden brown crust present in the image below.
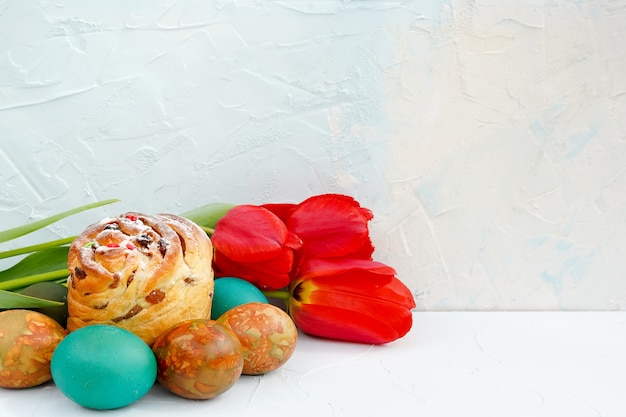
[66,213,214,346]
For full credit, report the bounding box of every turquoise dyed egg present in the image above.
[211,277,268,319]
[51,325,156,410]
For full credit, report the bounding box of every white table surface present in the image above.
[1,311,624,416]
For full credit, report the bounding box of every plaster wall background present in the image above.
[1,1,625,310]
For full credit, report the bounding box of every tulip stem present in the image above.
[262,289,290,300]
[201,226,215,236]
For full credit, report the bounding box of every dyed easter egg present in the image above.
[152,319,243,400]
[217,302,297,375]
[50,325,156,410]
[0,309,66,388]
[211,277,268,319]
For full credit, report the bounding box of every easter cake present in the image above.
[66,212,214,346]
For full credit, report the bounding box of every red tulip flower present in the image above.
[263,194,375,263]
[282,194,375,261]
[211,205,302,290]
[210,194,416,344]
[288,258,416,344]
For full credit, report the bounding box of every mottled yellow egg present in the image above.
[217,302,297,375]
[0,309,66,388]
[152,319,243,400]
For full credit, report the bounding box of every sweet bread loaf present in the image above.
[66,212,214,346]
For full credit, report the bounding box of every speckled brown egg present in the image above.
[152,319,243,400]
[0,309,66,388]
[217,302,297,375]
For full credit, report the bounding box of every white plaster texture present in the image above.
[1,1,625,310]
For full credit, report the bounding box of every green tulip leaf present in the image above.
[0,290,64,309]
[0,246,70,284]
[0,236,76,260]
[0,198,119,244]
[181,202,235,229]
[0,270,69,291]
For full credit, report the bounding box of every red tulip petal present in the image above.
[297,258,396,284]
[213,205,298,262]
[213,248,294,290]
[292,269,415,314]
[286,194,375,259]
[303,276,415,310]
[292,258,415,309]
[262,203,297,222]
[289,258,415,343]
[290,301,413,344]
[376,276,417,310]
